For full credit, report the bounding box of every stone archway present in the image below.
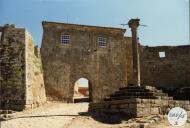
[71,76,93,103]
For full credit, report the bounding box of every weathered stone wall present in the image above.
[125,37,133,84]
[0,24,46,110]
[140,45,190,91]
[89,98,190,118]
[0,25,26,110]
[25,31,46,109]
[41,21,130,102]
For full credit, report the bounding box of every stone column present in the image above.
[128,19,140,86]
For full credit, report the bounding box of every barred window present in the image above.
[98,36,106,47]
[61,34,70,44]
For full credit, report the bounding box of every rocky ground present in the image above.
[1,102,190,128]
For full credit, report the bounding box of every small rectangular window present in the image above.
[159,51,166,58]
[61,34,70,44]
[98,36,106,47]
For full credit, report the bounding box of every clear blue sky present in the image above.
[76,78,88,87]
[0,0,189,46]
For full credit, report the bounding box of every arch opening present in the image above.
[73,77,91,103]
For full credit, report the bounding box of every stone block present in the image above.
[162,100,168,106]
[136,107,143,118]
[151,103,160,107]
[150,107,159,115]
[150,99,155,103]
[142,107,151,117]
[120,108,136,117]
[142,99,149,103]
[137,103,145,108]
[129,103,136,109]
[119,104,129,109]
[110,105,117,109]
[155,99,162,105]
[136,98,142,103]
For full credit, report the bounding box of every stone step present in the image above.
[156,96,173,100]
[106,95,173,101]
[114,91,167,97]
[152,90,163,93]
[119,86,145,90]
[107,96,157,101]
[144,86,157,91]
[153,93,168,97]
[119,86,163,93]
[104,85,175,102]
[112,92,155,97]
[117,88,149,93]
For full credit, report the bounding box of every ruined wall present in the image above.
[0,24,46,110]
[41,21,129,102]
[140,45,190,91]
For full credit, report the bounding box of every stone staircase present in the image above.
[89,85,190,118]
[104,85,173,101]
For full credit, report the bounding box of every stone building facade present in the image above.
[41,21,131,102]
[41,21,190,103]
[0,24,46,110]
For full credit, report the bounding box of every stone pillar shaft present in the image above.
[128,19,141,86]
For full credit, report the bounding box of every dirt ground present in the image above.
[1,102,190,128]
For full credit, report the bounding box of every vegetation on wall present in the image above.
[0,36,25,101]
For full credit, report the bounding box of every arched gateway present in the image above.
[73,77,92,103]
[41,21,132,103]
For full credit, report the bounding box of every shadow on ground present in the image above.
[79,112,130,124]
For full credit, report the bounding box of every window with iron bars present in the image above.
[98,36,106,47]
[61,34,70,44]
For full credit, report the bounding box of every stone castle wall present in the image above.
[25,31,46,109]
[0,25,46,110]
[0,25,26,110]
[41,22,130,102]
[140,45,190,91]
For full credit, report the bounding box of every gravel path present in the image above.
[1,103,90,128]
[1,103,190,128]
[1,103,118,128]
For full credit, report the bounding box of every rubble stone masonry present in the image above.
[0,24,46,110]
[140,45,190,91]
[41,21,130,102]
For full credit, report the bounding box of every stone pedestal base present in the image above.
[89,86,190,118]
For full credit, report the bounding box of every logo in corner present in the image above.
[167,107,187,126]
